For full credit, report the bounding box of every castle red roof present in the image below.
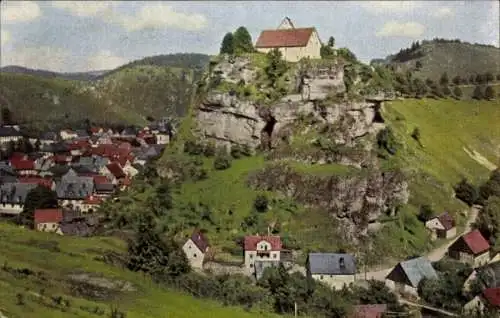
[483,287,500,307]
[255,28,315,48]
[462,230,490,255]
[34,209,63,225]
[244,235,282,251]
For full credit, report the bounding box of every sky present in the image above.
[1,1,499,73]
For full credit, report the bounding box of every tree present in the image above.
[213,148,232,170]
[376,127,399,155]
[1,107,13,125]
[412,78,428,97]
[475,196,500,246]
[485,85,495,100]
[19,186,58,228]
[320,45,335,59]
[265,48,288,88]
[478,169,500,204]
[220,32,234,54]
[472,85,484,100]
[233,27,253,54]
[476,74,486,84]
[411,127,421,143]
[127,213,190,277]
[453,86,463,99]
[337,48,357,63]
[452,75,461,85]
[497,74,500,81]
[418,204,434,222]
[485,72,494,83]
[328,36,335,47]
[454,178,478,206]
[442,85,451,96]
[415,60,422,70]
[440,72,449,86]
[254,194,269,212]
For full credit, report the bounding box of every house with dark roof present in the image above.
[55,169,94,209]
[306,253,357,290]
[101,162,125,183]
[0,182,37,215]
[385,256,438,297]
[425,212,457,239]
[10,158,36,176]
[40,131,59,145]
[34,208,63,234]
[255,17,322,62]
[0,126,23,144]
[448,230,491,267]
[464,287,500,315]
[182,230,210,269]
[244,235,282,270]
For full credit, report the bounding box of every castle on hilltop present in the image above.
[255,17,322,62]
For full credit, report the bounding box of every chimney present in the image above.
[339,257,345,269]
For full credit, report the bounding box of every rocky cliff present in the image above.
[191,54,408,240]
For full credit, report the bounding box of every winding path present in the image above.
[364,205,480,281]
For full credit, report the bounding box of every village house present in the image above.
[34,208,63,234]
[244,235,282,270]
[448,229,491,267]
[255,17,322,62]
[93,175,115,198]
[464,287,500,315]
[60,129,78,140]
[18,176,56,191]
[182,230,210,269]
[81,195,103,213]
[9,157,37,176]
[385,256,438,297]
[100,162,125,184]
[55,169,94,209]
[306,253,357,290]
[425,212,457,240]
[0,182,37,215]
[463,261,500,293]
[0,126,23,144]
[39,131,59,145]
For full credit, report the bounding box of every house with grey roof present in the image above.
[385,256,438,297]
[0,126,23,144]
[55,169,94,210]
[40,131,59,145]
[0,182,37,215]
[306,253,357,290]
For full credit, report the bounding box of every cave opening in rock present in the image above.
[262,116,277,149]
[373,107,385,123]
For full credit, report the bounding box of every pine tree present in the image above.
[220,32,234,54]
[439,72,449,86]
[472,85,484,100]
[453,86,463,99]
[485,86,495,100]
[233,27,253,54]
[328,36,335,47]
[452,75,461,85]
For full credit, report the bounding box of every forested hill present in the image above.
[373,39,500,81]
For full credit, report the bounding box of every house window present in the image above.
[273,254,277,259]
[188,245,191,249]
[249,254,253,259]
[193,253,197,258]
[250,263,253,268]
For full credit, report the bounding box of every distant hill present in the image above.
[373,39,500,81]
[0,53,210,130]
[0,65,108,81]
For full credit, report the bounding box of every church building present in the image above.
[255,17,322,62]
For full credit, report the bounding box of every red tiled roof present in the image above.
[352,304,387,318]
[255,28,315,48]
[190,230,210,253]
[93,175,111,185]
[18,177,53,189]
[83,195,103,205]
[10,159,35,170]
[244,235,282,251]
[52,154,71,163]
[462,230,490,255]
[483,287,500,307]
[437,212,455,231]
[34,209,63,225]
[11,152,27,160]
[106,162,125,179]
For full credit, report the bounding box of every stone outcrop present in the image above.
[248,163,409,240]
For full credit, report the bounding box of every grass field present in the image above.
[368,98,500,261]
[0,223,279,318]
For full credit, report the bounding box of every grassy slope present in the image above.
[370,98,500,261]
[390,42,500,80]
[0,222,278,318]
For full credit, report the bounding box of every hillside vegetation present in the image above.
[0,222,279,318]
[380,39,500,81]
[0,53,210,129]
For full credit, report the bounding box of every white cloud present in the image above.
[1,30,10,46]
[0,46,71,72]
[359,1,423,14]
[376,21,425,38]
[85,50,128,70]
[1,1,41,23]
[431,7,454,18]
[480,1,500,47]
[51,1,114,17]
[107,3,208,32]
